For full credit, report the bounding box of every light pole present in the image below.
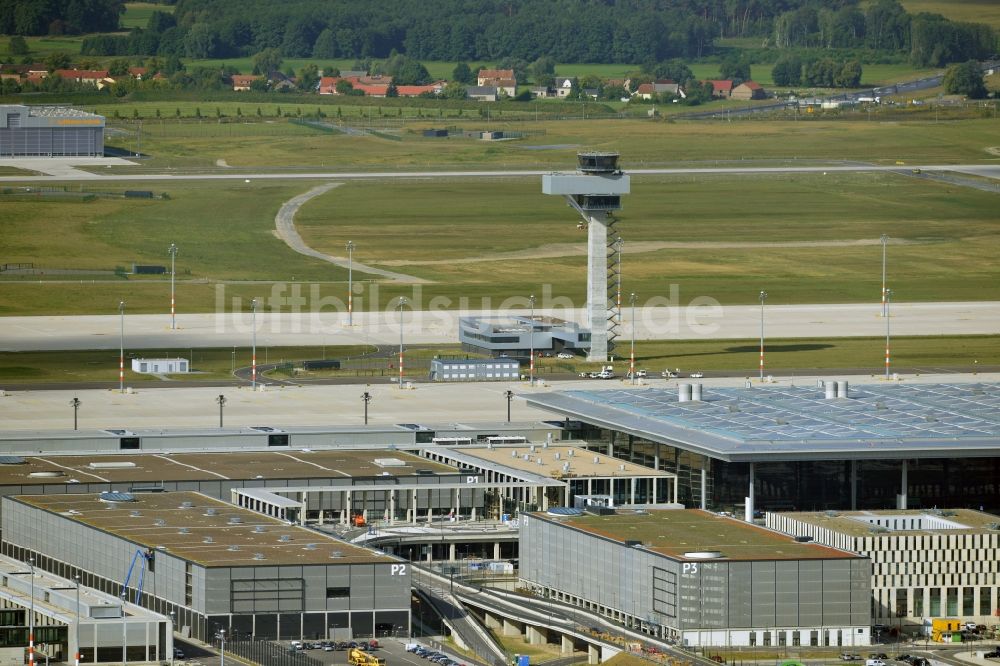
[629,292,637,385]
[759,291,767,381]
[881,234,889,317]
[74,575,80,666]
[397,297,407,388]
[70,397,81,430]
[361,391,372,424]
[346,241,354,326]
[28,557,34,666]
[885,288,892,379]
[504,390,513,423]
[168,243,178,330]
[528,294,535,385]
[118,301,126,394]
[121,599,127,666]
[218,628,225,666]
[216,394,226,428]
[250,298,258,390]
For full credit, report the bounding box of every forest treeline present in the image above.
[5,0,996,70]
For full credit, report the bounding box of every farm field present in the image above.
[898,0,1000,31]
[0,335,993,384]
[120,2,173,30]
[2,167,998,315]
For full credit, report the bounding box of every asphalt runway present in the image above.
[0,302,997,351]
[2,161,1000,183]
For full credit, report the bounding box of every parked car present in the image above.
[626,370,647,379]
[662,370,678,378]
[556,352,575,359]
[690,371,704,378]
[841,654,860,661]
[984,651,1000,659]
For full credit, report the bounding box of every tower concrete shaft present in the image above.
[586,213,610,361]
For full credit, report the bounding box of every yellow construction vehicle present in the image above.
[348,648,386,666]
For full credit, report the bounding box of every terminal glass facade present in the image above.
[572,424,1000,512]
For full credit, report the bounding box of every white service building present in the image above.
[130,358,188,374]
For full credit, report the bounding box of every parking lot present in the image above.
[288,638,474,666]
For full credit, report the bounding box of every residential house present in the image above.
[53,69,114,89]
[652,79,679,95]
[478,68,516,96]
[555,76,576,99]
[231,74,261,91]
[731,80,765,100]
[633,83,656,100]
[466,85,498,102]
[530,86,554,98]
[128,67,148,80]
[707,79,734,99]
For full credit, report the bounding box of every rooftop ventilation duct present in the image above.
[305,543,317,551]
[228,517,243,525]
[593,456,599,464]
[568,449,574,456]
[279,535,291,542]
[691,384,703,401]
[227,545,240,552]
[253,525,265,533]
[178,527,190,535]
[825,381,837,400]
[205,508,218,516]
[154,519,166,526]
[678,384,692,402]
[180,501,193,509]
[203,536,214,543]
[554,452,561,460]
[837,380,849,398]
[330,551,344,559]
[253,553,265,560]
[129,510,141,518]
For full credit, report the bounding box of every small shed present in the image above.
[131,358,189,374]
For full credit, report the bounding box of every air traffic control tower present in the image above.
[543,152,630,361]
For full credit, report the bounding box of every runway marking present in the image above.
[152,454,230,479]
[32,457,109,482]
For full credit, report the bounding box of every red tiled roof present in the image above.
[740,80,763,89]
[635,83,655,94]
[479,68,514,80]
[707,79,734,92]
[55,69,110,80]
[231,74,261,86]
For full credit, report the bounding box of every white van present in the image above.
[866,660,886,666]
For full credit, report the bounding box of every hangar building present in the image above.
[520,508,871,647]
[0,105,104,157]
[767,508,1000,632]
[526,382,1000,515]
[1,491,411,642]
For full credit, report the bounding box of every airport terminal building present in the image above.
[768,509,1000,631]
[1,491,411,642]
[526,382,1000,515]
[0,105,104,157]
[520,508,871,647]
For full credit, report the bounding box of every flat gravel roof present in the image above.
[531,509,860,561]
[526,383,1000,462]
[773,508,1000,537]
[7,491,393,567]
[0,450,456,486]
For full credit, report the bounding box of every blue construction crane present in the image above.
[121,548,154,604]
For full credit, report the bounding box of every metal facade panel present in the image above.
[726,561,753,628]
